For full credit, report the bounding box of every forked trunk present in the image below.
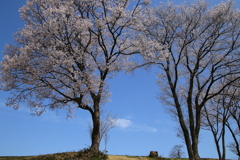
[183,130,200,160]
[180,119,200,160]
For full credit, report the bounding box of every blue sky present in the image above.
[0,0,239,159]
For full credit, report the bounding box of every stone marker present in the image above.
[149,151,158,157]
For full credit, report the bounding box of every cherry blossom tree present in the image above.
[0,0,149,155]
[138,0,240,159]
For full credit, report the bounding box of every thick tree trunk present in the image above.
[174,102,201,160]
[192,138,200,160]
[177,112,201,160]
[183,130,200,160]
[89,101,101,156]
[194,154,200,160]
[193,146,200,160]
[89,124,100,155]
[184,133,194,160]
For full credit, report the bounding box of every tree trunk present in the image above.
[193,148,200,160]
[192,137,200,160]
[179,117,201,160]
[184,135,200,160]
[89,100,101,156]
[89,124,100,155]
[181,126,194,160]
[214,133,222,160]
[221,122,226,160]
[165,67,202,160]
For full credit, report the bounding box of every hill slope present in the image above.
[0,153,217,160]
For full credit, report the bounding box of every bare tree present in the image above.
[169,145,186,158]
[225,88,240,157]
[138,1,240,160]
[103,129,110,153]
[0,0,149,155]
[202,81,240,159]
[202,95,230,160]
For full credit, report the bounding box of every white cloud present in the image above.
[115,118,158,133]
[115,118,133,129]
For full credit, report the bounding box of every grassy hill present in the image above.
[0,152,218,160]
